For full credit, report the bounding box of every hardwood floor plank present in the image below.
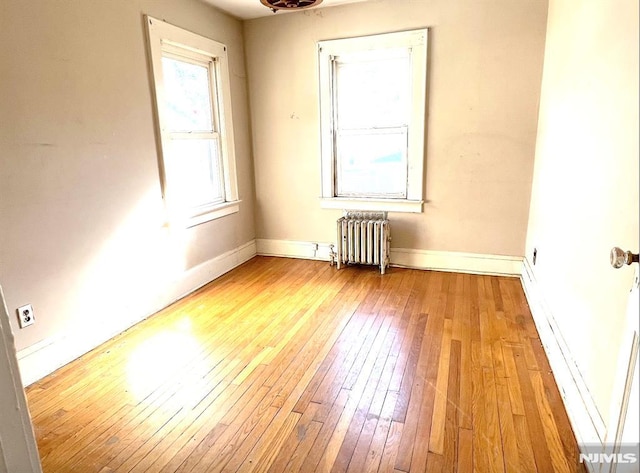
[456,428,473,473]
[442,340,461,472]
[471,343,490,473]
[245,311,369,472]
[133,367,248,472]
[513,415,538,473]
[406,382,437,473]
[235,411,301,473]
[512,346,555,472]
[492,340,507,379]
[267,402,321,473]
[298,389,350,473]
[529,341,585,471]
[316,313,397,473]
[453,274,473,431]
[377,421,404,473]
[443,340,462,471]
[495,376,521,473]
[395,301,444,472]
[428,319,453,455]
[387,272,429,393]
[391,313,429,423]
[481,367,505,473]
[358,390,399,473]
[310,309,386,421]
[282,421,323,473]
[392,321,428,471]
[175,386,275,472]
[424,452,444,473]
[344,341,401,473]
[497,279,523,344]
[529,370,572,473]
[283,272,381,413]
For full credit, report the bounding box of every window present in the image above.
[318,30,428,213]
[146,16,239,226]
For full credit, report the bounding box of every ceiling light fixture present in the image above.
[260,0,323,13]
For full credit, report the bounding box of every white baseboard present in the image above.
[520,258,606,464]
[390,248,522,276]
[168,240,257,300]
[256,239,335,261]
[17,240,257,387]
[256,238,523,276]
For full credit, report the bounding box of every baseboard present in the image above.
[390,248,522,276]
[256,239,523,276]
[17,240,257,387]
[256,239,335,261]
[520,257,606,465]
[168,240,257,299]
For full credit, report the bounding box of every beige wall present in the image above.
[0,0,255,352]
[244,0,548,255]
[525,0,639,425]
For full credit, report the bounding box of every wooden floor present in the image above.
[26,256,585,473]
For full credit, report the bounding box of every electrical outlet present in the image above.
[17,304,35,328]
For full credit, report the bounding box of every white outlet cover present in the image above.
[17,304,35,328]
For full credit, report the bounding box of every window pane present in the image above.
[336,130,408,198]
[161,57,214,132]
[335,53,410,129]
[165,139,224,208]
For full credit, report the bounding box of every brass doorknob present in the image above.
[610,247,640,269]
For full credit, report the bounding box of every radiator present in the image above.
[334,211,391,274]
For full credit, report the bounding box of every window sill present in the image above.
[186,200,241,228]
[320,198,423,213]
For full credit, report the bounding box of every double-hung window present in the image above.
[318,30,428,213]
[146,16,239,226]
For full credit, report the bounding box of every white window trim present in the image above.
[320,197,423,213]
[145,16,240,227]
[318,29,428,213]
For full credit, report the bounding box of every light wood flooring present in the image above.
[25,256,585,472]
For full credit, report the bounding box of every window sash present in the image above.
[146,16,240,226]
[160,51,225,208]
[332,52,410,131]
[330,51,411,199]
[318,29,428,212]
[334,128,409,199]
[164,137,225,208]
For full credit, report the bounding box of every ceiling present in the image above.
[201,0,368,20]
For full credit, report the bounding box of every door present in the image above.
[607,252,640,473]
[0,286,42,473]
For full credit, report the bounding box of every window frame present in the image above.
[318,29,428,213]
[145,16,240,227]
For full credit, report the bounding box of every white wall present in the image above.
[0,0,255,374]
[244,0,548,257]
[525,0,639,432]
